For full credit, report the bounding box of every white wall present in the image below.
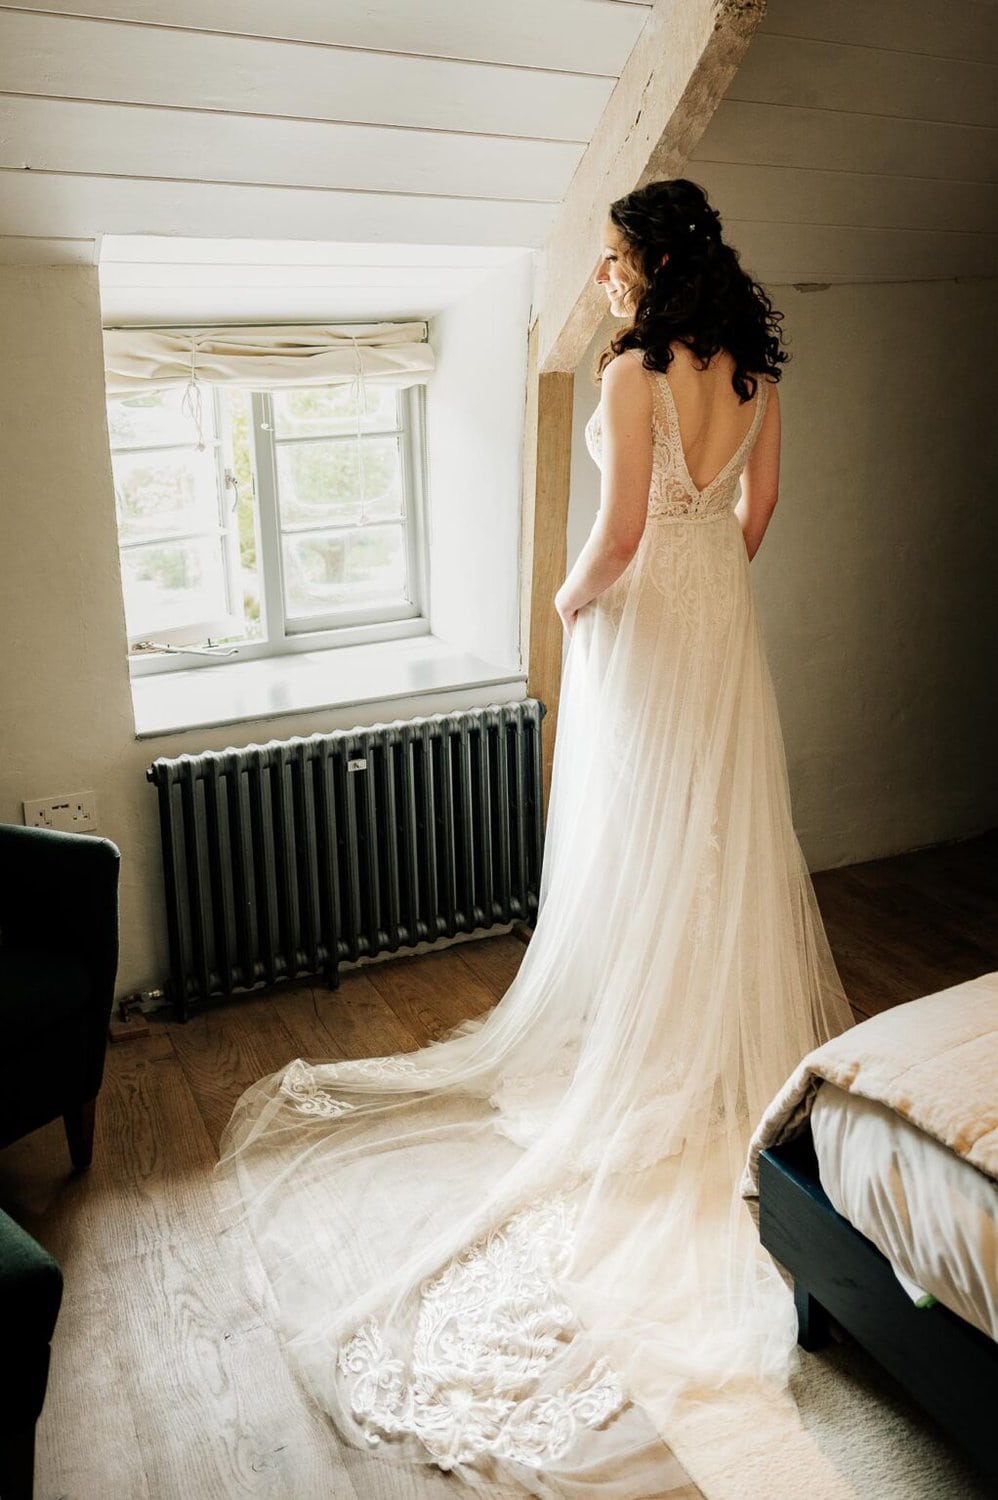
[0,263,533,995]
[425,256,535,672]
[570,279,998,871]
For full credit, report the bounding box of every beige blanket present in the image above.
[742,968,998,1197]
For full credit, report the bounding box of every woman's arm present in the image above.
[735,378,781,562]
[555,354,652,631]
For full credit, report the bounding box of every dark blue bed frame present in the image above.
[758,1126,998,1485]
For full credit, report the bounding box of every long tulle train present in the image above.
[217,503,853,1498]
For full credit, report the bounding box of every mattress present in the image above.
[810,1081,998,1342]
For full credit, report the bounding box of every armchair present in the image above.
[0,823,121,1169]
[0,1206,63,1500]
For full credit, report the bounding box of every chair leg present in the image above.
[63,1097,96,1171]
[0,1422,36,1500]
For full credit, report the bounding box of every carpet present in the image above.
[663,1327,991,1500]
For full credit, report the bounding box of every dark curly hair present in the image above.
[595,178,788,401]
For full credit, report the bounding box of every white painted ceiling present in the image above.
[0,0,994,326]
[1,0,651,324]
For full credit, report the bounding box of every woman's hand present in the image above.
[555,585,583,637]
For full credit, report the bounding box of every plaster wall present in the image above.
[425,257,534,672]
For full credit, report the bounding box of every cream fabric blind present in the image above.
[102,320,435,448]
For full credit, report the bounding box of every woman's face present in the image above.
[594,218,635,317]
[594,216,668,318]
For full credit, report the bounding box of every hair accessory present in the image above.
[688,222,695,231]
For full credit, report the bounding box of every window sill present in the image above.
[131,636,527,739]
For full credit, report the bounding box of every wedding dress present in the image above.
[217,346,854,1498]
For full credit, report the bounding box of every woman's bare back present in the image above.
[663,344,769,495]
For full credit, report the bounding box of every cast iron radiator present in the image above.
[146,699,547,1018]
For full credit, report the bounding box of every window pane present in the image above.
[221,390,264,640]
[276,436,402,528]
[283,523,406,617]
[120,537,229,638]
[271,384,397,438]
[108,387,206,450]
[113,447,221,544]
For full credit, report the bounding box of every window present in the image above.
[107,379,428,673]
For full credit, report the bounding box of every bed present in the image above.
[744,970,998,1484]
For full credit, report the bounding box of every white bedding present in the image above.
[811,1081,998,1341]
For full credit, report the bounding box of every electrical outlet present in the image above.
[23,791,99,835]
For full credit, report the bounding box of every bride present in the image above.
[217,178,854,1498]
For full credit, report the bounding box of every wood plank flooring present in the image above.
[811,827,998,1018]
[1,829,994,1500]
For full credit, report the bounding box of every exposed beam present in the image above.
[520,321,575,812]
[516,352,573,816]
[537,0,767,374]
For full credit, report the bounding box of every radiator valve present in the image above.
[108,992,151,1043]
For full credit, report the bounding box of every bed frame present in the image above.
[758,1126,998,1485]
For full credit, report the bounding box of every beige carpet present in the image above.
[663,1327,991,1500]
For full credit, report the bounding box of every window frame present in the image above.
[111,386,246,651]
[125,382,431,679]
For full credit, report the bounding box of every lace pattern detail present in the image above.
[584,359,768,522]
[647,361,767,519]
[279,1058,357,1118]
[642,519,732,631]
[279,1052,434,1117]
[332,1052,425,1079]
[583,363,764,639]
[336,1194,628,1469]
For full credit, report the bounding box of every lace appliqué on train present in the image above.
[336,1194,628,1469]
[331,1053,425,1079]
[279,1059,357,1118]
[279,1053,432,1118]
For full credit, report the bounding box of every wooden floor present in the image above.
[1,829,995,1500]
[810,827,998,1020]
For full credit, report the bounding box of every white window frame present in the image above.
[112,389,245,650]
[126,382,431,678]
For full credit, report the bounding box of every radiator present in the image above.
[146,699,547,1019]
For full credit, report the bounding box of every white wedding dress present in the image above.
[217,347,855,1498]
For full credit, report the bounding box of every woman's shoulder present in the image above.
[602,347,652,386]
[598,350,654,430]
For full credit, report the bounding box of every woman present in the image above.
[218,179,854,1498]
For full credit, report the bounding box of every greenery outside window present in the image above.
[107,380,428,675]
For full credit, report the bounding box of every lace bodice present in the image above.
[584,351,769,521]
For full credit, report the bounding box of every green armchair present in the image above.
[0,1206,63,1500]
[0,823,121,1169]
